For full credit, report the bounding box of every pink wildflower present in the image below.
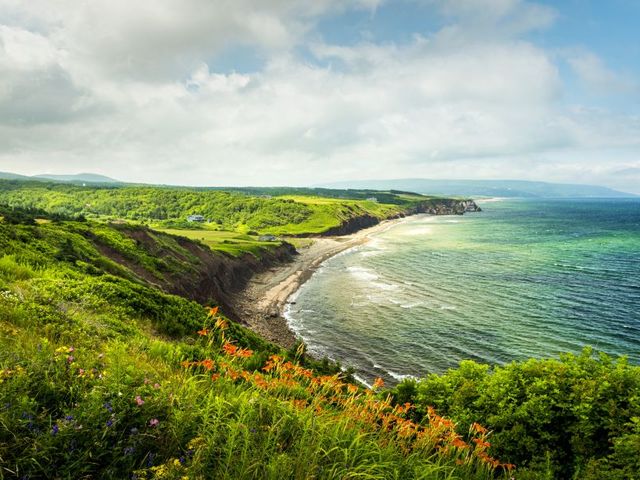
[135,396,145,406]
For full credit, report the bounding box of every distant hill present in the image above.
[320,179,636,198]
[33,173,121,184]
[0,171,121,184]
[0,172,32,181]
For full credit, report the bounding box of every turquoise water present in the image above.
[285,199,640,386]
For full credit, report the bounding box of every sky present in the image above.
[0,0,639,193]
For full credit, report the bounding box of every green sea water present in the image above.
[285,198,640,386]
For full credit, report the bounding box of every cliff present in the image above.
[87,224,297,323]
[315,198,481,236]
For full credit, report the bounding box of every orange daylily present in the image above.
[235,348,253,359]
[208,306,219,317]
[222,342,238,356]
[197,328,209,336]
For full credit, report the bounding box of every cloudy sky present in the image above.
[0,0,639,192]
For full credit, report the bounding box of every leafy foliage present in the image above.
[391,353,640,479]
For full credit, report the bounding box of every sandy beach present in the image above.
[230,217,410,348]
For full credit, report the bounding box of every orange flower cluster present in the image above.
[180,359,215,371]
[183,325,514,474]
[221,341,253,359]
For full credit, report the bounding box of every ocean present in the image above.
[285,198,640,386]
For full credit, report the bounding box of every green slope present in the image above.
[0,207,504,479]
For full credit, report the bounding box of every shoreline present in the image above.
[230,216,414,348]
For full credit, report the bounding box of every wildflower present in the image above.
[51,424,59,436]
[179,456,186,464]
[197,328,208,336]
[214,317,228,330]
[470,422,488,435]
[66,355,75,364]
[124,447,135,456]
[236,348,253,359]
[208,306,219,317]
[68,346,75,353]
[200,359,214,370]
[372,377,385,390]
[106,419,113,427]
[147,452,155,467]
[149,418,159,427]
[211,373,220,382]
[65,415,74,422]
[262,362,275,373]
[222,342,238,356]
[104,402,113,413]
[78,368,85,377]
[135,396,145,406]
[153,383,160,390]
[130,427,139,435]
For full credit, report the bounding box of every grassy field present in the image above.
[158,229,282,257]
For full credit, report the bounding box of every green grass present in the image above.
[1,206,637,479]
[158,229,283,257]
[0,213,504,479]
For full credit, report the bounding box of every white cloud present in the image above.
[567,51,639,95]
[0,0,638,192]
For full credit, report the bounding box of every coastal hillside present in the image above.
[0,205,510,479]
[0,179,479,236]
[1,203,638,479]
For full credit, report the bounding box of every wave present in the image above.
[347,266,378,281]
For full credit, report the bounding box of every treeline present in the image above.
[0,180,312,229]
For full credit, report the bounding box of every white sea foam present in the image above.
[371,281,400,291]
[352,373,372,389]
[398,226,433,236]
[400,301,424,309]
[347,266,379,281]
[386,370,417,382]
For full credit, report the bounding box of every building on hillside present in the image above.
[187,214,205,223]
[366,197,378,202]
[259,235,278,242]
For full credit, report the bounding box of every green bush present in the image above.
[392,350,640,479]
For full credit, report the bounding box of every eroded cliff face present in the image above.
[314,199,481,236]
[410,198,482,215]
[88,225,296,323]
